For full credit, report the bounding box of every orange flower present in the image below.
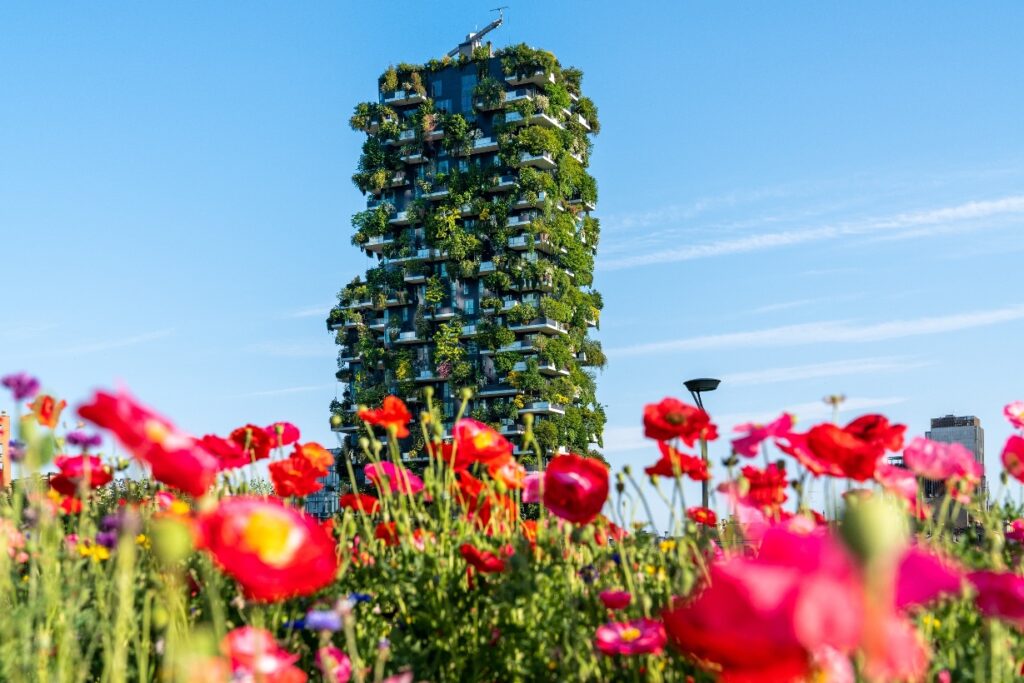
[358,396,412,438]
[487,457,526,489]
[28,394,66,428]
[269,456,324,497]
[292,442,334,474]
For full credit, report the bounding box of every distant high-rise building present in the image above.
[925,414,985,501]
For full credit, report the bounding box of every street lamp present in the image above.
[684,378,720,508]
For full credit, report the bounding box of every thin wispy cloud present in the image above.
[226,384,333,398]
[601,396,908,454]
[721,356,930,387]
[28,329,175,358]
[599,195,1024,271]
[285,304,333,319]
[608,304,1024,358]
[0,322,58,342]
[246,341,335,358]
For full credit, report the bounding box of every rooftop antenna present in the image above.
[447,7,506,58]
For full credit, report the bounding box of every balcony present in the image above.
[404,272,427,284]
[506,212,537,228]
[460,324,477,337]
[477,384,518,398]
[395,331,423,345]
[514,192,547,210]
[364,236,394,253]
[415,369,443,383]
[575,113,592,131]
[503,110,561,129]
[489,174,517,192]
[505,70,555,87]
[389,211,414,226]
[466,136,498,155]
[424,128,444,142]
[505,89,535,105]
[507,234,554,253]
[459,202,478,216]
[474,96,505,111]
[383,89,427,106]
[330,421,360,434]
[424,306,457,321]
[367,317,386,331]
[537,361,571,377]
[388,172,408,188]
[518,401,566,416]
[499,422,526,436]
[481,338,537,355]
[396,128,417,144]
[510,317,568,335]
[519,151,556,170]
[568,197,596,212]
[568,152,584,164]
[423,186,449,201]
[335,362,352,381]
[400,151,426,164]
[479,260,496,274]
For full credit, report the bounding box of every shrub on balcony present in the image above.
[497,43,558,79]
[539,296,571,323]
[379,66,399,92]
[473,77,504,109]
[505,303,537,326]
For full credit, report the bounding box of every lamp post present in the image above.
[685,378,720,508]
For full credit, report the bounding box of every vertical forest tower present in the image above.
[328,31,605,464]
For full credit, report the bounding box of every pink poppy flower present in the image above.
[316,646,352,683]
[594,618,666,656]
[364,461,424,495]
[1007,519,1024,544]
[860,614,930,683]
[220,626,304,680]
[969,570,1024,627]
[903,437,973,481]
[1003,435,1024,483]
[265,421,301,448]
[1005,402,1024,430]
[522,472,542,503]
[873,462,928,520]
[895,546,964,610]
[599,590,632,610]
[731,413,794,458]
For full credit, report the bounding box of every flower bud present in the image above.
[841,493,907,565]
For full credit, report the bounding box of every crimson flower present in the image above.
[459,543,506,573]
[968,570,1024,628]
[49,455,113,497]
[731,413,793,458]
[896,546,965,610]
[269,456,324,497]
[1007,519,1024,544]
[316,646,352,683]
[199,434,250,471]
[542,454,609,525]
[1002,435,1024,482]
[28,394,66,429]
[79,388,219,497]
[487,457,526,489]
[454,471,516,531]
[741,463,788,514]
[365,461,424,495]
[643,397,717,446]
[662,528,863,682]
[1005,401,1024,431]
[599,590,632,610]
[198,496,338,602]
[453,418,514,465]
[374,522,400,546]
[687,506,717,526]
[265,421,301,448]
[786,415,905,481]
[644,442,709,480]
[339,493,379,514]
[358,396,412,438]
[595,619,666,656]
[1,372,40,401]
[229,424,272,462]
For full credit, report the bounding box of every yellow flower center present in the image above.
[242,510,301,567]
[620,627,642,642]
[472,432,496,450]
[144,420,169,445]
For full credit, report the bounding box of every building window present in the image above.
[460,74,477,112]
[464,299,475,315]
[431,80,443,98]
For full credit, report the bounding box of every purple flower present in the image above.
[100,514,123,533]
[304,610,342,632]
[67,431,103,449]
[1,372,40,401]
[9,440,25,463]
[95,531,119,549]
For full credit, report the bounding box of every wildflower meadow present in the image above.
[4,372,1024,682]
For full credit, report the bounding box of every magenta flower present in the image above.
[895,546,964,610]
[731,413,794,458]
[522,472,542,503]
[1,372,40,401]
[902,437,973,481]
[316,646,352,683]
[599,590,632,610]
[265,421,301,448]
[364,461,424,495]
[1007,519,1024,544]
[66,431,103,449]
[594,618,666,656]
[1005,402,1024,431]
[873,463,928,519]
[1002,435,1024,483]
[969,570,1024,627]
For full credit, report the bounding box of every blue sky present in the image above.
[3,2,1023,519]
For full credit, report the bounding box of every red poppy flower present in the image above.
[454,470,516,531]
[594,515,628,546]
[221,626,307,683]
[968,570,1024,627]
[790,415,906,481]
[643,397,717,446]
[269,456,324,497]
[374,522,400,546]
[459,543,506,573]
[644,442,709,480]
[293,442,334,474]
[542,454,609,525]
[28,394,67,429]
[358,396,412,438]
[1002,435,1024,482]
[687,506,717,526]
[197,496,338,602]
[741,464,789,514]
[453,418,514,465]
[265,421,301,448]
[599,590,632,610]
[50,455,113,497]
[79,388,219,498]
[662,528,863,682]
[427,441,472,471]
[229,424,272,462]
[487,456,526,489]
[339,493,379,514]
[199,434,250,471]
[731,413,794,458]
